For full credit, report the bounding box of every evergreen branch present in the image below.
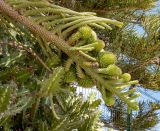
[6,0,123,37]
[49,94,60,120]
[0,0,139,110]
[40,67,64,97]
[0,95,32,119]
[6,41,52,72]
[84,67,139,110]
[0,15,51,71]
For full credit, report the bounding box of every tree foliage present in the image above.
[0,0,142,130]
[0,0,159,130]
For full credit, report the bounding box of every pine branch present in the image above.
[1,40,52,72]
[0,0,139,110]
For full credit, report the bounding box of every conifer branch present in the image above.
[0,0,139,110]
